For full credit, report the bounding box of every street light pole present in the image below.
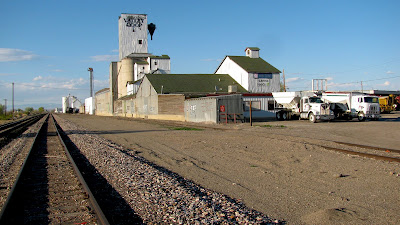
[88,68,94,97]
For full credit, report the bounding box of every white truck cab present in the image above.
[351,95,380,121]
[273,92,334,123]
[321,92,380,121]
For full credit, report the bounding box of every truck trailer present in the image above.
[321,92,380,121]
[272,91,334,123]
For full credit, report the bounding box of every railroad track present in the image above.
[0,114,45,148]
[0,114,109,224]
[249,130,400,163]
[133,117,400,163]
[113,117,400,163]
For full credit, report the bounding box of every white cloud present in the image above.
[386,71,395,74]
[376,81,390,86]
[90,55,119,62]
[0,48,39,62]
[33,76,43,81]
[327,82,355,91]
[111,49,119,52]
[325,77,334,81]
[286,77,301,83]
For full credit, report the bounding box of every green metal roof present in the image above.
[246,47,260,51]
[228,56,281,74]
[149,55,170,59]
[145,74,248,94]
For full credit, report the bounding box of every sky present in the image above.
[1,0,399,110]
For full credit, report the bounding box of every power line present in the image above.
[331,75,400,86]
[0,82,88,90]
[285,58,400,77]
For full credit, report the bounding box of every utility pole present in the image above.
[283,69,286,92]
[12,82,14,115]
[361,81,363,93]
[3,99,6,116]
[88,68,94,97]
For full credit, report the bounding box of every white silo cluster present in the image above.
[62,95,82,113]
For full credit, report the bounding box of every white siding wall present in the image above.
[85,97,95,115]
[136,63,149,81]
[119,14,148,60]
[135,77,158,115]
[248,73,280,93]
[215,57,249,91]
[127,82,141,95]
[149,58,171,74]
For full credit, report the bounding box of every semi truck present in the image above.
[272,91,334,123]
[321,92,380,121]
[379,95,397,113]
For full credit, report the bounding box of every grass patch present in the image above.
[250,165,258,168]
[0,114,13,120]
[168,127,203,131]
[259,124,286,128]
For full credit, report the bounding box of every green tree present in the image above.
[0,104,3,115]
[25,107,34,115]
[38,107,45,113]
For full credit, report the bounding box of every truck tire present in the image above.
[358,112,366,121]
[276,112,283,121]
[309,112,316,123]
[282,112,288,120]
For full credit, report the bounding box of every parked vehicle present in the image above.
[321,92,380,121]
[272,91,334,123]
[379,95,397,113]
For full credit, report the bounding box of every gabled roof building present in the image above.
[128,74,247,121]
[215,47,281,93]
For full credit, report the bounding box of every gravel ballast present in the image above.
[54,114,280,224]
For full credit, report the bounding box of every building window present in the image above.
[268,100,275,110]
[243,101,261,111]
[154,61,158,65]
[138,39,143,44]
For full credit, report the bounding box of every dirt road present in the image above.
[59,112,400,224]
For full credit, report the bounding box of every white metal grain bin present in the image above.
[62,97,68,113]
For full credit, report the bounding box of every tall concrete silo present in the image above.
[117,58,135,98]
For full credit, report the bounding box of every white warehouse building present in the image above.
[215,47,281,93]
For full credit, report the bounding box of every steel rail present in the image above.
[119,118,400,163]
[316,144,400,163]
[0,114,45,138]
[52,114,110,225]
[252,132,400,163]
[0,114,110,224]
[0,114,49,221]
[333,141,400,154]
[0,114,44,132]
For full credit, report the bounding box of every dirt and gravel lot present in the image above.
[58,112,400,224]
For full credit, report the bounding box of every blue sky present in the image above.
[1,0,399,110]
